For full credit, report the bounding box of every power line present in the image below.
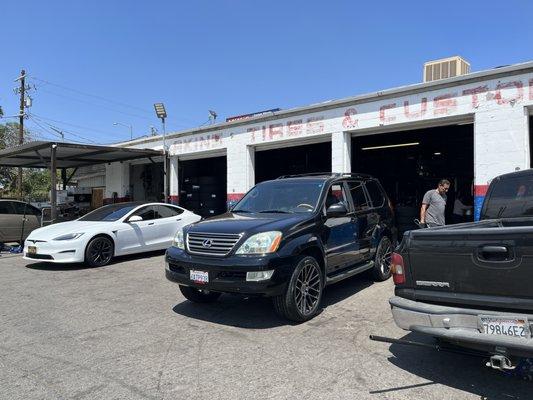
[30,112,123,138]
[30,76,196,127]
[28,114,98,144]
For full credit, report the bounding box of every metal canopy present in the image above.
[0,141,164,224]
[0,141,162,169]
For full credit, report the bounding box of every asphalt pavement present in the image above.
[0,252,530,399]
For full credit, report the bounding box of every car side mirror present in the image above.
[128,215,143,223]
[326,202,348,218]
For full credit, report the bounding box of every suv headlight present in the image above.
[53,233,84,241]
[173,229,185,249]
[235,231,282,255]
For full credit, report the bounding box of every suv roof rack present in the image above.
[277,172,373,180]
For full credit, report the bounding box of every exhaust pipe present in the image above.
[487,354,515,371]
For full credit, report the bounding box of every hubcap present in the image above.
[295,262,321,316]
[378,241,392,274]
[90,239,112,264]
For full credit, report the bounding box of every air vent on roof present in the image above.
[423,56,470,82]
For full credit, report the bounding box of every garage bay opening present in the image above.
[178,156,227,218]
[255,141,332,183]
[352,123,474,233]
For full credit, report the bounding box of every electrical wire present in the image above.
[30,76,196,126]
[30,112,124,138]
[27,114,98,144]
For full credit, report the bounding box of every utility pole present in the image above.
[16,69,26,199]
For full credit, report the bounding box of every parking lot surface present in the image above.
[0,252,530,400]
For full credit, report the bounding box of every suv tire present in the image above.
[370,236,393,281]
[179,285,222,303]
[273,256,324,322]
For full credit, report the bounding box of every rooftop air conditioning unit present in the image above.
[423,56,470,82]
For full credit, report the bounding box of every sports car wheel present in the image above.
[85,236,114,267]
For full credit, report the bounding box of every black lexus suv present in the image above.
[166,173,395,322]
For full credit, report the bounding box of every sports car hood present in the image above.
[27,220,112,240]
[186,212,315,235]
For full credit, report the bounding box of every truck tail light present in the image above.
[391,252,405,285]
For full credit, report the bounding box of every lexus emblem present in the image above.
[202,239,213,248]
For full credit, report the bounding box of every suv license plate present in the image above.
[190,270,209,284]
[480,316,529,338]
[28,246,37,255]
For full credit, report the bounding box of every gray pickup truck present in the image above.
[389,169,533,371]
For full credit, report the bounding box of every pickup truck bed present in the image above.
[391,216,533,358]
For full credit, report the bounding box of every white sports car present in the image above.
[23,202,201,267]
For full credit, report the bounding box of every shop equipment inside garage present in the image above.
[255,141,331,182]
[179,156,227,218]
[352,123,474,233]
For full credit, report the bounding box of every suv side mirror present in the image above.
[128,215,143,223]
[326,202,348,218]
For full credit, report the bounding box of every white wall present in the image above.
[106,70,533,218]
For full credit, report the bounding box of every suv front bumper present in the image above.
[390,296,533,358]
[165,246,294,297]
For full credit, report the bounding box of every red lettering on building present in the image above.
[462,85,489,108]
[379,103,396,123]
[247,127,259,142]
[268,123,284,140]
[342,108,358,129]
[287,120,303,136]
[495,81,524,105]
[433,93,457,115]
[403,98,427,119]
[306,116,324,134]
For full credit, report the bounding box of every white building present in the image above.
[106,61,533,224]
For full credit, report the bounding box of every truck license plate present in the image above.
[190,270,209,284]
[480,316,529,338]
[28,246,37,255]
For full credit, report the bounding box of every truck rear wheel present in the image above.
[370,236,393,281]
[273,256,324,322]
[179,285,221,303]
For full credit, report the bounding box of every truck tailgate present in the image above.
[406,220,533,311]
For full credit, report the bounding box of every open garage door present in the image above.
[255,141,332,183]
[352,123,474,233]
[130,162,164,202]
[179,156,227,218]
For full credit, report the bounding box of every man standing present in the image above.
[420,179,450,227]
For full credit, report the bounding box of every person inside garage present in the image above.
[420,179,450,227]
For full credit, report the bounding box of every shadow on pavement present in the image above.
[378,332,531,399]
[172,273,374,329]
[24,249,166,271]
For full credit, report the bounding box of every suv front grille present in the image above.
[186,232,242,256]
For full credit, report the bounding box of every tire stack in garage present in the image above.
[181,176,224,218]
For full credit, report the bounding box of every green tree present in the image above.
[0,121,51,199]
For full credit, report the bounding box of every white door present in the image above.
[154,205,189,248]
[116,206,161,254]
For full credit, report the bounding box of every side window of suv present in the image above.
[347,181,370,211]
[364,181,385,208]
[325,183,349,210]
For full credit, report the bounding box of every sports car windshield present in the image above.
[233,180,324,213]
[78,204,139,222]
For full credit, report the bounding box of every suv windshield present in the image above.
[79,204,139,222]
[233,180,324,214]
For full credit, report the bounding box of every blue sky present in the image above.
[0,1,532,144]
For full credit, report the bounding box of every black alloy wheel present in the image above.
[371,236,393,281]
[85,236,114,267]
[273,256,324,322]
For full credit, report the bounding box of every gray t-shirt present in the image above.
[422,189,447,226]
